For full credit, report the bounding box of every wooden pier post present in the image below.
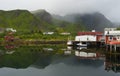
[110,45,112,52]
[106,45,108,51]
[114,45,116,52]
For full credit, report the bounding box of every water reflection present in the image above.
[64,46,72,55]
[0,45,120,75]
[76,46,87,50]
[105,53,120,73]
[43,48,54,51]
[75,51,105,60]
[0,45,66,69]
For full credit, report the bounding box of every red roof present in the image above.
[78,32,103,35]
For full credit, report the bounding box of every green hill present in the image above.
[53,19,86,34]
[0,9,84,34]
[32,9,53,24]
[1,9,109,35]
[0,10,43,33]
[32,9,57,32]
[32,9,87,34]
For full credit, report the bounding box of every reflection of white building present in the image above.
[80,52,96,57]
[75,51,96,57]
[75,51,104,60]
[64,46,72,55]
[76,46,87,50]
[64,50,71,55]
[43,48,53,51]
[67,46,72,50]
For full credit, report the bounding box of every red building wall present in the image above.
[96,35,103,41]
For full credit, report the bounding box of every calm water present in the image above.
[0,45,120,76]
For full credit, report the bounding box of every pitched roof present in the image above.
[78,32,103,35]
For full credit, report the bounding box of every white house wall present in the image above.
[104,31,120,35]
[104,28,116,31]
[75,35,96,41]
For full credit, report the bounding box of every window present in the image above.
[109,36,113,40]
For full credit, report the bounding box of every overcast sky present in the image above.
[0,0,120,22]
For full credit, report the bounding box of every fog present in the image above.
[0,0,120,22]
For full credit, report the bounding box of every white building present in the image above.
[104,28,117,31]
[75,35,96,41]
[104,31,120,36]
[75,31,103,42]
[60,32,71,35]
[43,32,54,35]
[104,28,120,43]
[6,28,17,32]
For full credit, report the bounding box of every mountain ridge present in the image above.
[0,9,114,34]
[52,12,113,31]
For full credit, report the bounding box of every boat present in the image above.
[76,42,87,47]
[67,40,73,46]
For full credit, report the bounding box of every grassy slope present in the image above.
[0,10,42,32]
[53,19,86,35]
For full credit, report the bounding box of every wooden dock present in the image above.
[67,40,120,52]
[67,40,105,47]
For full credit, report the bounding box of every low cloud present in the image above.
[0,0,120,22]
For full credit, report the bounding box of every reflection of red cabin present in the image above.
[4,32,15,49]
[77,31,103,41]
[4,32,14,42]
[4,36,14,42]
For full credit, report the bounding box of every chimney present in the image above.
[92,30,95,32]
